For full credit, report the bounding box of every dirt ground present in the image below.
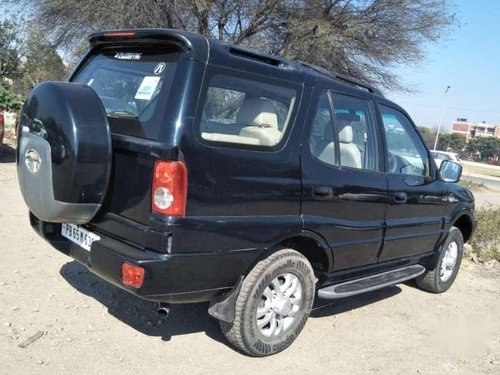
[1,144,499,375]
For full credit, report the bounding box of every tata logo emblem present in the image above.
[25,149,42,174]
[154,62,166,75]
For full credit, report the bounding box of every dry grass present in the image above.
[460,179,485,191]
[470,208,500,262]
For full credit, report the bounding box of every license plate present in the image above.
[61,223,101,251]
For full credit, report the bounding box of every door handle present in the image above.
[391,192,408,204]
[312,186,334,200]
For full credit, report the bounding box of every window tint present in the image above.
[332,94,379,171]
[310,92,337,165]
[309,92,379,171]
[200,74,297,147]
[73,47,178,139]
[380,105,430,176]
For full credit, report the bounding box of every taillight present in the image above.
[152,160,188,216]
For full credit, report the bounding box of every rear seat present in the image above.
[201,98,283,146]
[201,132,260,145]
[317,117,362,168]
[238,98,282,146]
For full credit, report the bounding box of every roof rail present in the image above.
[299,61,383,96]
[229,46,285,67]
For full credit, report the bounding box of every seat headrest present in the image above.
[338,125,353,143]
[236,98,278,129]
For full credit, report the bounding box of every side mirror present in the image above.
[439,160,462,183]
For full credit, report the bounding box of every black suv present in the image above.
[17,29,475,357]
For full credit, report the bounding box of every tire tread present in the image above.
[416,226,463,293]
[220,249,312,355]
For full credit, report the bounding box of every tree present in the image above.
[0,20,22,82]
[436,133,466,154]
[7,0,456,91]
[466,137,500,160]
[0,85,23,112]
[13,27,68,96]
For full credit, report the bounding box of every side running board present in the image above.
[317,265,426,299]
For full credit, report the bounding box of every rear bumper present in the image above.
[31,216,260,303]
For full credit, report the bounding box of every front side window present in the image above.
[380,105,430,176]
[199,74,297,147]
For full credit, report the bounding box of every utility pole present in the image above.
[433,85,451,151]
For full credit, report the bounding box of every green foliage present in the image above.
[466,137,500,160]
[14,28,68,96]
[437,133,466,154]
[0,20,21,81]
[470,208,500,262]
[0,17,68,101]
[0,84,23,112]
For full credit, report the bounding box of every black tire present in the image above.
[220,249,315,357]
[416,226,464,293]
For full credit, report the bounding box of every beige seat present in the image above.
[318,142,335,165]
[338,125,362,168]
[318,118,362,168]
[238,98,282,146]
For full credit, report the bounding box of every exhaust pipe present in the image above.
[156,303,171,319]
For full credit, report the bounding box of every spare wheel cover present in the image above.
[17,81,111,224]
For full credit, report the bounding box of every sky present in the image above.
[387,0,500,131]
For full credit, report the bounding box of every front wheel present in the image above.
[417,226,464,293]
[220,249,316,356]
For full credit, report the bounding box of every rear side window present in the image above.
[309,91,379,171]
[199,74,297,147]
[73,47,179,139]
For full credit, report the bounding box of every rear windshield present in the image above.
[73,46,179,139]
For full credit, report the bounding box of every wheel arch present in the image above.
[453,213,474,242]
[253,230,333,277]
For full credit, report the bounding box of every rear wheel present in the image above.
[220,249,315,356]
[416,226,464,293]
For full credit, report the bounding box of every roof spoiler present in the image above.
[88,29,201,52]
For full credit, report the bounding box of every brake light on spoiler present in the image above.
[103,31,136,38]
[152,160,188,216]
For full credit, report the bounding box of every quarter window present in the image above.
[199,74,297,147]
[380,105,430,176]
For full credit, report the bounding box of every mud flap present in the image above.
[208,276,244,323]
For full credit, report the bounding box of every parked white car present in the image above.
[431,150,461,169]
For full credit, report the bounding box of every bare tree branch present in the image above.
[3,0,456,92]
